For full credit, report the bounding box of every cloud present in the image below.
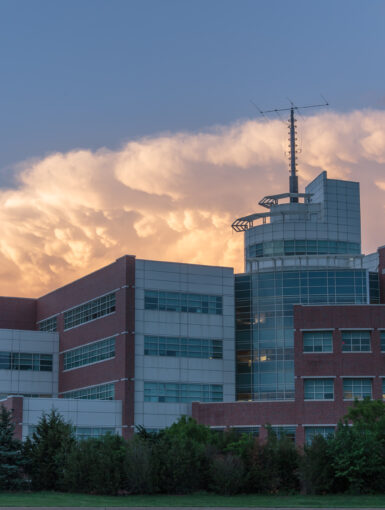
[1,109,385,297]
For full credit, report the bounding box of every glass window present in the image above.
[304,379,334,400]
[64,337,115,370]
[61,383,114,400]
[305,426,335,444]
[343,378,372,400]
[382,379,385,400]
[0,352,52,371]
[381,332,385,352]
[75,427,115,439]
[270,426,296,442]
[303,331,333,353]
[342,331,371,352]
[37,316,58,332]
[143,381,223,403]
[247,240,360,258]
[236,269,367,402]
[144,290,222,315]
[144,336,222,359]
[64,293,116,330]
[231,426,259,437]
[369,272,380,304]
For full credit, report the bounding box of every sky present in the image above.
[1,0,385,297]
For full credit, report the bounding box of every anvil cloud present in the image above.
[1,109,385,297]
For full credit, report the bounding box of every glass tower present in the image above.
[233,171,369,401]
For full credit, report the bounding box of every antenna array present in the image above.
[256,98,329,202]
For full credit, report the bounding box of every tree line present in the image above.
[1,398,385,495]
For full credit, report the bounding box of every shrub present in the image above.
[209,453,245,494]
[152,417,213,494]
[331,421,385,494]
[299,434,336,494]
[124,436,154,494]
[62,433,127,495]
[260,427,300,493]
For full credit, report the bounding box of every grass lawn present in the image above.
[1,492,385,507]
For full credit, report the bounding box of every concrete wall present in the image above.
[0,329,59,397]
[21,397,122,441]
[244,171,361,271]
[134,259,235,430]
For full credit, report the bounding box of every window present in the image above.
[0,352,52,371]
[75,427,115,439]
[0,393,52,399]
[369,272,380,304]
[61,383,114,400]
[342,331,371,352]
[144,382,223,403]
[231,426,259,437]
[144,336,222,359]
[303,331,332,353]
[144,290,222,315]
[305,426,335,444]
[248,240,360,258]
[37,316,57,332]
[270,426,296,442]
[343,378,372,400]
[381,332,385,352]
[64,293,116,330]
[64,337,115,370]
[304,378,334,400]
[382,379,385,400]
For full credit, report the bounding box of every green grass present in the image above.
[1,492,385,507]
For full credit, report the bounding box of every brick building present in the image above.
[1,154,384,445]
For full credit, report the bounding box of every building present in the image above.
[0,259,234,439]
[1,108,384,444]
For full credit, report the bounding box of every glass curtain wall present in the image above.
[236,269,368,401]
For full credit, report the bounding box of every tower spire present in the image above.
[288,107,299,203]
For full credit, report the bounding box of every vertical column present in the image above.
[378,247,385,304]
[115,255,136,439]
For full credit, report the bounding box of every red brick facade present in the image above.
[35,255,136,438]
[0,297,36,330]
[193,303,385,445]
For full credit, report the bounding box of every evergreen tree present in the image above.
[0,405,25,490]
[23,409,75,490]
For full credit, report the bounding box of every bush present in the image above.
[331,421,385,494]
[259,427,300,494]
[209,453,245,494]
[152,416,214,494]
[124,436,154,494]
[62,433,127,495]
[299,434,336,494]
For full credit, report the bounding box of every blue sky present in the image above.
[0,0,384,187]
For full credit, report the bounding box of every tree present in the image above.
[345,397,385,437]
[331,421,385,493]
[153,416,214,493]
[23,409,75,490]
[0,405,25,490]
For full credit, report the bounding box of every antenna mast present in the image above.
[288,107,298,202]
[258,99,329,202]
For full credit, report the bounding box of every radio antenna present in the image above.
[258,97,329,203]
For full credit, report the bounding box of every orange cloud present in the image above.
[1,109,385,297]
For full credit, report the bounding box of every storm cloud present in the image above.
[1,109,385,297]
